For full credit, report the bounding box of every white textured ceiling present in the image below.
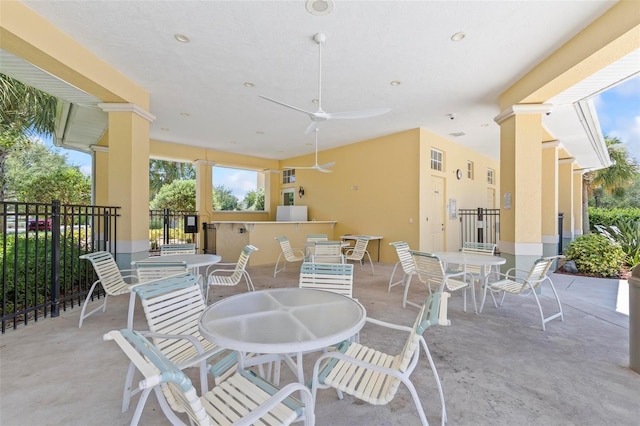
[5,0,637,169]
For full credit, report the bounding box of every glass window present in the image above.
[487,168,495,185]
[212,166,265,211]
[282,169,295,184]
[431,149,443,171]
[467,161,474,179]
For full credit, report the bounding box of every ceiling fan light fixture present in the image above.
[390,80,401,86]
[450,32,466,42]
[306,0,334,16]
[243,82,255,88]
[174,33,190,43]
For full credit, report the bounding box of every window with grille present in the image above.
[487,168,495,185]
[282,169,296,184]
[431,149,443,171]
[467,161,474,179]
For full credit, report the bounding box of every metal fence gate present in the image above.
[459,208,500,247]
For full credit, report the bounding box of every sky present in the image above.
[49,74,640,198]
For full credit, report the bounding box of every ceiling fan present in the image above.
[284,128,335,173]
[260,32,391,134]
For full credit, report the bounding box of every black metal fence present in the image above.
[459,208,500,247]
[1,201,120,332]
[148,209,199,255]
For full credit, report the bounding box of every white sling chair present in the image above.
[104,328,315,426]
[310,291,451,426]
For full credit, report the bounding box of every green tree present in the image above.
[583,136,639,232]
[243,187,265,210]
[150,179,196,211]
[0,73,57,201]
[6,142,90,203]
[149,160,195,200]
[213,185,239,211]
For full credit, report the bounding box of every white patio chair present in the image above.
[310,291,450,426]
[407,251,476,313]
[78,251,139,328]
[480,256,564,331]
[311,241,344,264]
[451,242,498,286]
[206,244,258,303]
[104,328,315,426]
[160,243,197,255]
[274,236,305,277]
[299,262,354,298]
[388,241,415,292]
[344,237,374,274]
[125,273,236,413]
[306,234,328,242]
[127,260,190,328]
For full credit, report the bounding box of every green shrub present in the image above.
[1,232,87,315]
[595,219,640,268]
[564,233,626,277]
[589,207,640,232]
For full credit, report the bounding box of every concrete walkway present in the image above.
[1,262,638,425]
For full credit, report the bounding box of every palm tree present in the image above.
[149,159,195,201]
[0,73,58,201]
[582,135,639,232]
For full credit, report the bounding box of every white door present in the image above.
[428,177,445,252]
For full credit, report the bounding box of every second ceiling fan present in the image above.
[260,33,391,135]
[284,128,335,173]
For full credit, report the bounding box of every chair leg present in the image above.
[388,262,401,292]
[78,281,105,328]
[420,337,447,426]
[122,361,138,413]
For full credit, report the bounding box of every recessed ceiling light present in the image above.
[450,32,466,42]
[448,131,466,137]
[305,0,334,16]
[390,80,401,86]
[243,82,255,88]
[174,33,190,43]
[180,112,190,117]
[230,141,237,144]
[161,127,170,132]
[311,99,319,104]
[256,131,264,135]
[480,123,489,127]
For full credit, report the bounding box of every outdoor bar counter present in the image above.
[208,220,337,266]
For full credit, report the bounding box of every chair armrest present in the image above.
[365,317,413,333]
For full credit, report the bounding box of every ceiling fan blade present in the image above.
[305,121,320,135]
[259,95,315,116]
[319,161,335,169]
[327,107,392,120]
[316,167,333,173]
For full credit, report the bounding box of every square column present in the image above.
[99,103,154,264]
[542,142,560,257]
[495,104,552,270]
[573,170,584,238]
[558,158,575,250]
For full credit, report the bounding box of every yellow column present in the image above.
[99,103,154,263]
[194,160,214,251]
[541,142,559,257]
[573,170,584,238]
[558,158,575,253]
[495,104,551,269]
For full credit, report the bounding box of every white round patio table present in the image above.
[434,251,506,311]
[199,288,366,383]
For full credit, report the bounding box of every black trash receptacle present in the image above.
[629,265,640,374]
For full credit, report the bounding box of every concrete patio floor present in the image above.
[1,261,638,425]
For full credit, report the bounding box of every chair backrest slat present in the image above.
[160,243,197,256]
[411,251,445,287]
[276,236,300,262]
[133,260,189,282]
[345,237,370,260]
[299,262,354,297]
[390,241,415,274]
[79,251,129,295]
[461,242,497,275]
[306,234,328,242]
